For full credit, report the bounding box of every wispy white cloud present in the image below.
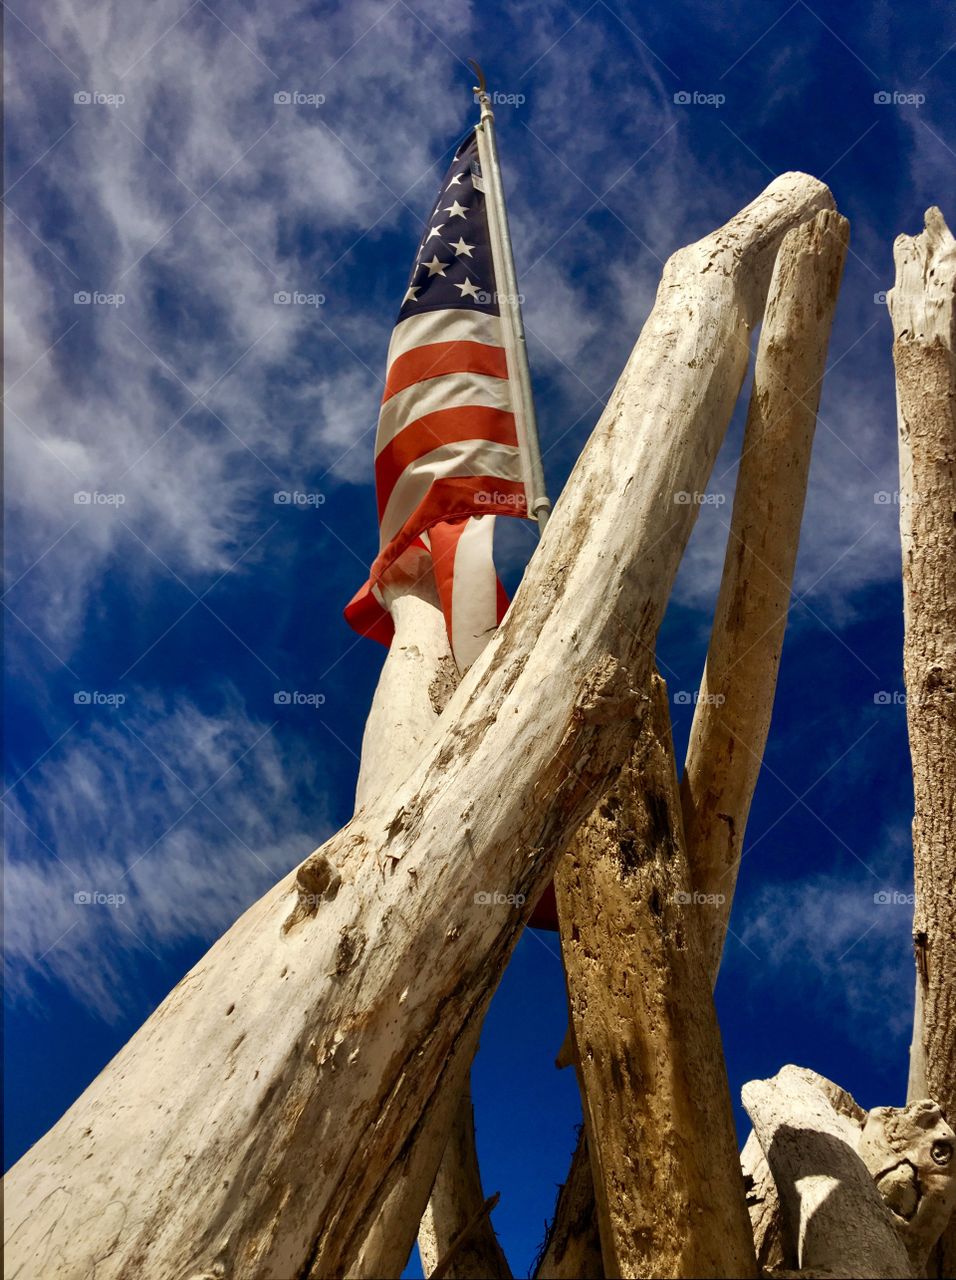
[4,689,330,1020]
[726,828,916,1042]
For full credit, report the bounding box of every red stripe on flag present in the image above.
[375,407,519,520]
[427,518,467,643]
[496,574,508,625]
[383,341,508,402]
[346,479,525,645]
[373,476,526,590]
[343,581,395,646]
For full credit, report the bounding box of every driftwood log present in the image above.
[382,178,849,1280]
[3,172,833,1280]
[442,192,848,1280]
[681,208,849,976]
[543,205,848,1273]
[742,1065,956,1277]
[345,571,502,1280]
[348,569,512,1280]
[742,1066,913,1279]
[555,674,757,1276]
[888,206,956,1280]
[416,1083,511,1280]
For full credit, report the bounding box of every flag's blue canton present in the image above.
[397,130,501,321]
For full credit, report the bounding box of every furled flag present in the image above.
[344,129,535,674]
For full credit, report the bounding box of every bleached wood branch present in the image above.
[3,171,832,1280]
[541,202,847,1273]
[348,573,511,1280]
[417,1084,510,1280]
[556,675,757,1277]
[743,1069,956,1276]
[681,208,849,977]
[354,570,458,812]
[742,1066,912,1279]
[888,205,956,1278]
[343,573,495,1279]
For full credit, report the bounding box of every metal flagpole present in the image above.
[470,59,552,533]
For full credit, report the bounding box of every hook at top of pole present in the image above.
[468,58,493,121]
[467,58,486,96]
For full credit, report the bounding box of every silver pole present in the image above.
[470,61,551,533]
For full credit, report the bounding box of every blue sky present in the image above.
[4,0,954,1273]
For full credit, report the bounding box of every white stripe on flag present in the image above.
[378,441,523,548]
[377,371,513,455]
[450,515,499,672]
[386,310,504,365]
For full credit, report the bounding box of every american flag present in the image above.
[344,128,534,673]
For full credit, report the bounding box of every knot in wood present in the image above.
[281,851,342,934]
[577,656,644,726]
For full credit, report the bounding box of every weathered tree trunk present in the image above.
[350,568,511,1280]
[2,172,832,1280]
[742,1066,956,1276]
[543,204,847,1272]
[742,1066,913,1279]
[681,208,849,977]
[417,1084,511,1280]
[888,205,956,1280]
[353,568,458,814]
[741,1130,788,1273]
[555,674,757,1277]
[346,571,494,1280]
